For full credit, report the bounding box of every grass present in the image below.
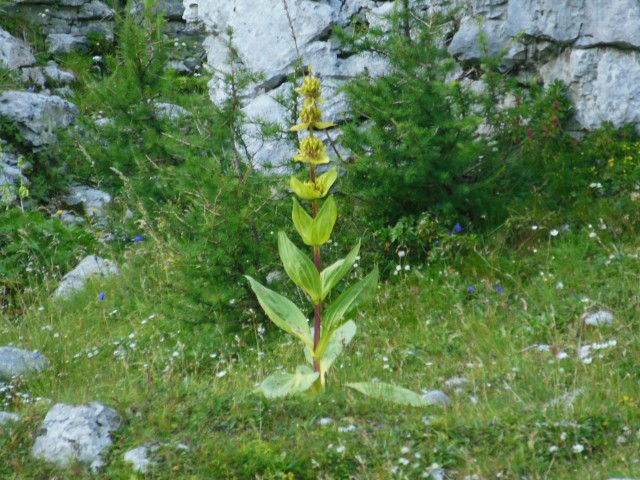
[1,210,640,479]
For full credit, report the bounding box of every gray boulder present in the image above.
[0,411,21,425]
[31,402,121,471]
[0,347,47,381]
[78,0,115,20]
[154,102,191,120]
[124,443,161,473]
[53,255,120,299]
[241,83,296,172]
[21,62,77,88]
[0,150,27,192]
[421,390,451,406]
[62,185,111,218]
[582,310,614,327]
[0,92,78,147]
[0,27,36,70]
[124,441,188,473]
[46,33,85,54]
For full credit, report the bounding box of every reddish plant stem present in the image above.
[309,161,322,373]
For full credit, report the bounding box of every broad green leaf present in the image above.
[259,366,319,399]
[292,196,337,247]
[290,168,338,201]
[323,267,378,331]
[245,276,313,349]
[314,121,336,130]
[320,243,360,300]
[292,198,313,245]
[319,320,356,373]
[346,382,429,407]
[278,232,321,303]
[289,123,309,132]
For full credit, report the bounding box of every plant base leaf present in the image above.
[346,381,432,407]
[259,366,319,399]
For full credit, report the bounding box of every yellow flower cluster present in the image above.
[294,137,330,165]
[289,71,338,200]
[290,70,335,133]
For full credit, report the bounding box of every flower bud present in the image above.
[294,137,330,165]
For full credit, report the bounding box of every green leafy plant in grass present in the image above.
[246,70,433,405]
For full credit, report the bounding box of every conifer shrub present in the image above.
[337,6,489,226]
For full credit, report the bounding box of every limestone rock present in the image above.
[78,0,115,20]
[0,92,78,147]
[155,0,184,20]
[124,442,189,473]
[154,102,191,120]
[0,347,47,381]
[421,390,451,406]
[45,33,85,54]
[541,48,640,131]
[504,0,584,44]
[0,150,27,193]
[0,411,21,425]
[577,0,640,49]
[443,0,640,131]
[124,443,160,473]
[582,310,614,327]
[0,27,36,70]
[241,83,296,172]
[197,0,336,87]
[62,185,111,217]
[449,18,505,61]
[53,255,120,299]
[22,62,77,88]
[31,402,121,471]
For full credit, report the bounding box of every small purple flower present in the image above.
[467,286,474,293]
[453,223,463,234]
[27,86,34,93]
[98,292,106,301]
[133,235,144,243]
[435,240,440,246]
[33,352,41,359]
[496,284,503,294]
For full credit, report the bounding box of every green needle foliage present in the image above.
[338,5,489,226]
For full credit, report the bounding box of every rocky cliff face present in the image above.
[448,0,640,132]
[5,0,204,66]
[186,0,640,146]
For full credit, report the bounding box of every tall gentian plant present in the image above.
[247,71,431,405]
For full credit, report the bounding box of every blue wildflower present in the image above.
[27,86,34,93]
[98,292,106,301]
[467,286,474,293]
[33,352,41,359]
[435,240,440,246]
[134,235,144,243]
[453,223,463,234]
[496,284,503,294]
